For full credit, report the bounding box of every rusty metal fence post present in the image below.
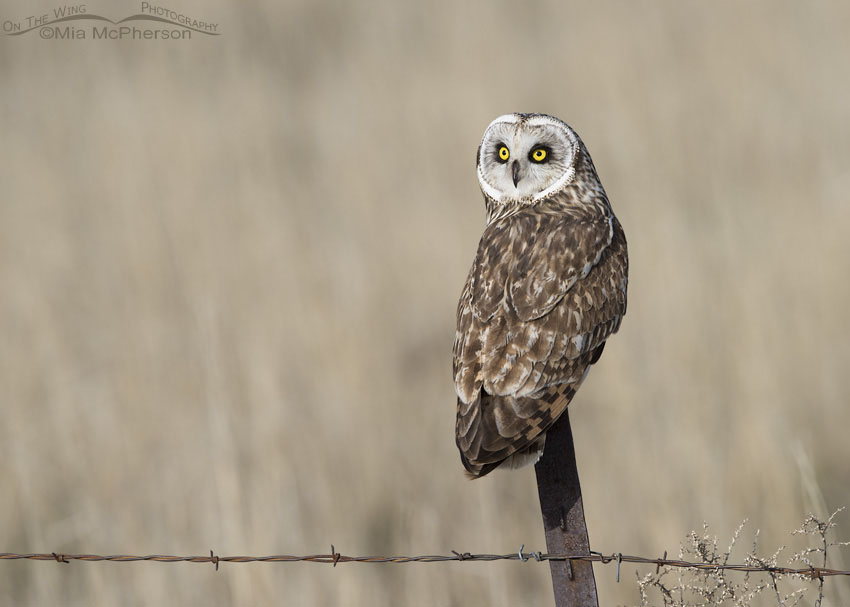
[534,409,599,607]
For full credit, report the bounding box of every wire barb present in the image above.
[210,550,219,571]
[451,550,471,561]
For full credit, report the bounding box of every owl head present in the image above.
[476,113,581,206]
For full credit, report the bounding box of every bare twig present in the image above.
[635,510,849,607]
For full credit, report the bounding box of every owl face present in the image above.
[477,113,579,205]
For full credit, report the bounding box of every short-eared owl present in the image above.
[454,113,628,478]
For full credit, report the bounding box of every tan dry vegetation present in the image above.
[1,1,849,605]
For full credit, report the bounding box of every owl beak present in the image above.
[511,161,520,188]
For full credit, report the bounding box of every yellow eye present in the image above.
[531,148,547,162]
[498,146,510,161]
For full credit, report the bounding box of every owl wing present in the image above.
[454,208,627,477]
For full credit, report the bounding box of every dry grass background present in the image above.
[1,1,850,605]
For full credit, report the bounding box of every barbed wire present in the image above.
[1,548,848,580]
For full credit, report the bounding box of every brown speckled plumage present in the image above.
[454,113,628,478]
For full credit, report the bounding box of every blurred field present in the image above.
[2,1,850,605]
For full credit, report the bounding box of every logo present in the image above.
[3,3,220,40]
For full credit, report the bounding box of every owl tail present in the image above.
[460,436,547,479]
[459,451,501,479]
[456,385,577,479]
